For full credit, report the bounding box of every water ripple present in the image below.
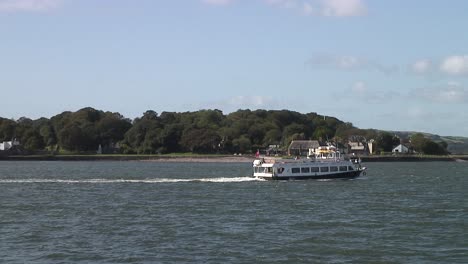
[0,161,467,263]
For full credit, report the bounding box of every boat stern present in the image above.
[252,159,276,179]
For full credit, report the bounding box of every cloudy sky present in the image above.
[1,0,468,136]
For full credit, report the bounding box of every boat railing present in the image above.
[313,150,341,161]
[255,152,352,165]
[253,158,278,165]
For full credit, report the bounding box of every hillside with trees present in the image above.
[0,107,460,156]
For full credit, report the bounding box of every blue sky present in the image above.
[1,0,468,136]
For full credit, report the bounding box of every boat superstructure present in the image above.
[253,146,366,180]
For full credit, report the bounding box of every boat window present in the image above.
[320,167,329,172]
[339,166,348,171]
[311,167,319,172]
[292,168,300,173]
[278,167,285,174]
[348,166,354,171]
[301,167,310,173]
[330,166,338,172]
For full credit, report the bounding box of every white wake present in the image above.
[0,177,264,184]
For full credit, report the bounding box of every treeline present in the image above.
[0,107,448,155]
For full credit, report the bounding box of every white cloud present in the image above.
[264,0,297,9]
[378,108,466,136]
[412,82,468,103]
[308,54,366,70]
[320,0,367,17]
[303,2,314,15]
[0,0,61,12]
[440,55,468,75]
[228,95,275,108]
[333,81,400,104]
[351,81,367,94]
[197,95,284,113]
[336,55,364,69]
[307,54,398,74]
[411,59,432,74]
[202,0,234,6]
[203,0,368,17]
[406,106,426,120]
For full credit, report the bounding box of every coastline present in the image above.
[361,155,468,162]
[0,154,254,163]
[0,154,467,162]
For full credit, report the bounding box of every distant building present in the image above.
[266,144,282,156]
[0,139,20,151]
[288,140,322,156]
[348,141,368,155]
[392,144,410,154]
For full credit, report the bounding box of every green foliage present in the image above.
[1,107,456,155]
[0,118,16,141]
[122,110,161,154]
[180,128,220,153]
[376,132,400,152]
[411,133,447,155]
[410,133,426,153]
[232,135,252,154]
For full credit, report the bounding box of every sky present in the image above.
[1,0,468,136]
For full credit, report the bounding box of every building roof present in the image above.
[348,141,366,150]
[392,144,409,150]
[288,140,322,150]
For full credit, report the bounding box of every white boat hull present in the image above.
[255,169,364,180]
[253,157,366,180]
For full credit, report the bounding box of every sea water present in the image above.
[0,161,467,263]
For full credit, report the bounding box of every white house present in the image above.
[392,144,409,153]
[0,139,20,151]
[288,140,322,156]
[348,141,367,155]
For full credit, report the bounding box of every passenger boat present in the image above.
[252,146,366,180]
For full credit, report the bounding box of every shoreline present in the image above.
[0,154,254,163]
[0,154,467,162]
[361,156,468,162]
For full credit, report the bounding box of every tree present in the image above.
[232,135,252,154]
[39,124,57,147]
[23,130,44,151]
[410,133,447,155]
[0,118,16,141]
[283,123,307,146]
[97,112,132,148]
[180,128,220,153]
[410,133,426,153]
[312,127,333,142]
[1,107,370,155]
[376,132,400,152]
[58,123,86,151]
[422,141,446,155]
[263,128,282,146]
[158,124,183,153]
[122,111,161,154]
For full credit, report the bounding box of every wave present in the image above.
[0,177,264,184]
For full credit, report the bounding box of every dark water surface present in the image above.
[0,161,467,263]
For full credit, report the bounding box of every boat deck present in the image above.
[257,157,348,164]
